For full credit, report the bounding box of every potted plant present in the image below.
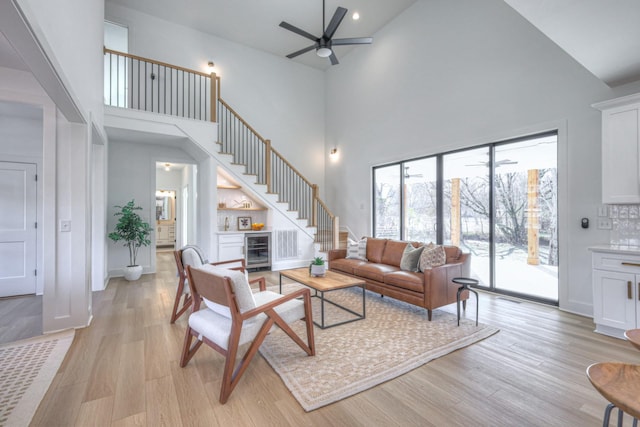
[108,200,152,281]
[310,256,326,277]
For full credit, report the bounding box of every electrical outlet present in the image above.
[597,218,612,230]
[598,205,608,217]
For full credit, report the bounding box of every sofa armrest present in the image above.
[423,257,471,307]
[328,249,347,261]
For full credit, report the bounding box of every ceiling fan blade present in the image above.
[329,51,339,65]
[323,7,347,40]
[279,21,318,42]
[331,37,373,46]
[286,43,318,59]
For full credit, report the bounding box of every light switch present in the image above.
[60,220,71,232]
[597,205,608,217]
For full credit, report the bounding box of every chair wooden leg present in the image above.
[180,328,202,367]
[170,278,191,324]
[219,319,275,403]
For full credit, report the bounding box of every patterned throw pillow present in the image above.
[419,243,446,271]
[400,244,425,272]
[346,238,368,261]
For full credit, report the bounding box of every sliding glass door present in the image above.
[443,147,491,287]
[373,132,558,303]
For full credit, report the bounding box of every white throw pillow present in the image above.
[346,238,368,261]
[196,264,257,318]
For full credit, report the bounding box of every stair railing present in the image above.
[103,48,338,251]
[103,48,219,122]
[217,98,339,251]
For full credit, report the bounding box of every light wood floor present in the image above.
[0,293,42,345]
[31,252,640,426]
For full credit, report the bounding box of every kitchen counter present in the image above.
[588,244,640,255]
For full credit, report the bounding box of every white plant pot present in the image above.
[123,265,143,281]
[310,264,326,277]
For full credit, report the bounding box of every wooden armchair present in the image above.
[170,246,263,323]
[180,264,315,403]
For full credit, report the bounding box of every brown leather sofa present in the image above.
[328,238,471,320]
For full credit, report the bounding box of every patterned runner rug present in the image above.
[0,329,75,427]
[260,285,498,411]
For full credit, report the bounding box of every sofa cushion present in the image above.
[444,245,462,263]
[330,258,368,275]
[366,238,387,264]
[346,238,368,261]
[354,263,399,283]
[399,244,425,272]
[419,244,447,271]
[383,270,425,293]
[381,240,413,267]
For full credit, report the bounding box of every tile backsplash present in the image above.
[607,204,640,246]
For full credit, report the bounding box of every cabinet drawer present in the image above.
[219,234,244,244]
[593,251,640,273]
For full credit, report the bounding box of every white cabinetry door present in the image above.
[592,269,637,332]
[218,234,244,262]
[593,94,640,203]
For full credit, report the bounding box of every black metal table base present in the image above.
[452,277,479,326]
[279,275,366,329]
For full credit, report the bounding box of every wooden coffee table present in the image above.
[279,268,366,329]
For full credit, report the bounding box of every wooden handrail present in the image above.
[218,98,267,141]
[103,48,210,78]
[270,146,314,188]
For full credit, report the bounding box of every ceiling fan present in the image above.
[279,0,373,65]
[404,166,424,179]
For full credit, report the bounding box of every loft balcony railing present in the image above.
[103,48,338,252]
[103,48,219,121]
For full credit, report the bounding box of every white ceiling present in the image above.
[504,0,640,86]
[1,0,639,92]
[106,0,418,69]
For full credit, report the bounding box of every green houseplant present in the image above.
[310,256,326,277]
[108,200,152,281]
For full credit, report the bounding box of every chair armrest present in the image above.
[241,288,311,320]
[328,249,347,261]
[249,277,267,291]
[210,258,247,272]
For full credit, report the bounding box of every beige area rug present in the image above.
[259,285,498,412]
[0,329,75,427]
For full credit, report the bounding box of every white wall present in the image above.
[17,0,104,127]
[107,140,196,276]
[324,0,640,316]
[105,3,327,195]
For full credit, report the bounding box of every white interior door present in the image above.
[0,162,37,297]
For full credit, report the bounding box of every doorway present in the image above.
[0,161,37,297]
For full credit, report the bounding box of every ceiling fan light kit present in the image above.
[279,0,372,65]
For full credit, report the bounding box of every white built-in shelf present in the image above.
[217,185,241,189]
[217,207,267,211]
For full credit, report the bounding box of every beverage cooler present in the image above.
[245,232,271,270]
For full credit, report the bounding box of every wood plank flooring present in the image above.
[0,293,41,344]
[31,252,640,426]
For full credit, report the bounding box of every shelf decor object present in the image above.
[238,216,252,231]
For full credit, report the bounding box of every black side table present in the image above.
[452,277,479,326]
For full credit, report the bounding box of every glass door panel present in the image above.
[443,148,490,286]
[494,135,558,301]
[403,158,437,243]
[373,165,401,239]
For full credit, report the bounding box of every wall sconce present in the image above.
[330,147,338,160]
[207,61,215,74]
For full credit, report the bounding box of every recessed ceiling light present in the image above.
[352,11,360,20]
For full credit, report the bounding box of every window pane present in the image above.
[494,135,558,301]
[403,158,437,243]
[373,165,401,239]
[443,147,490,286]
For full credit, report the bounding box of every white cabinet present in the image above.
[157,223,175,246]
[218,233,244,262]
[591,248,640,338]
[593,93,640,203]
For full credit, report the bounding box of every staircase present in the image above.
[104,48,340,252]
